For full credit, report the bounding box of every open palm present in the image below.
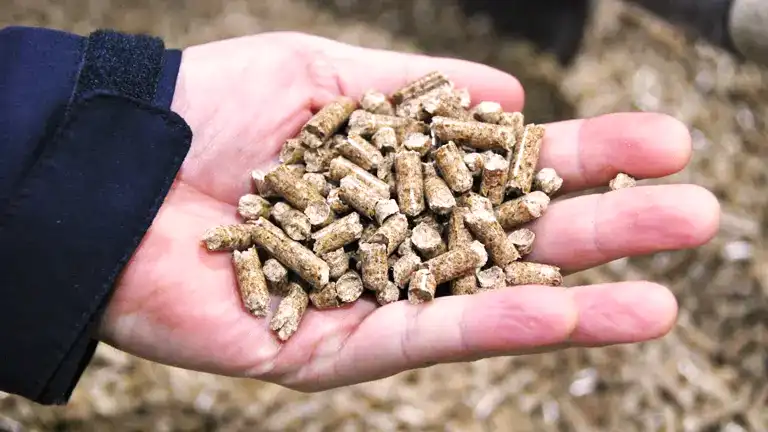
[99,32,720,391]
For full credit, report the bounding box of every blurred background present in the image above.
[2,0,767,430]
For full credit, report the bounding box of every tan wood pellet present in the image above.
[322,248,350,280]
[411,222,447,259]
[508,228,536,256]
[303,173,330,197]
[464,209,521,267]
[496,191,550,231]
[507,123,545,195]
[232,246,270,317]
[264,164,325,212]
[477,266,506,290]
[360,242,389,292]
[270,282,309,341]
[369,213,409,255]
[311,212,364,255]
[433,141,474,193]
[504,262,563,287]
[271,202,312,242]
[421,240,488,285]
[329,156,390,199]
[423,162,456,215]
[431,116,515,151]
[361,89,395,116]
[480,152,510,206]
[334,133,384,171]
[336,271,364,303]
[202,224,258,252]
[408,269,437,304]
[237,194,272,222]
[393,253,423,288]
[279,138,306,164]
[609,172,637,190]
[533,168,564,196]
[394,150,426,217]
[300,96,357,148]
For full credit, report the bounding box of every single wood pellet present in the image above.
[507,124,545,195]
[508,228,536,256]
[271,202,312,242]
[423,162,456,215]
[533,167,564,196]
[434,141,474,193]
[202,224,258,252]
[300,96,357,148]
[394,150,426,217]
[361,89,395,116]
[232,246,270,317]
[270,282,309,341]
[464,209,521,267]
[504,262,563,287]
[329,156,391,199]
[496,191,550,231]
[408,269,437,304]
[249,217,330,289]
[334,133,384,171]
[477,266,506,290]
[202,70,567,341]
[411,222,447,259]
[311,212,364,255]
[237,194,272,221]
[360,242,389,292]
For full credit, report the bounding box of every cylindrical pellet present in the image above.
[508,228,536,256]
[348,110,428,138]
[303,144,338,173]
[496,191,550,231]
[201,224,258,252]
[271,202,311,242]
[377,282,401,306]
[238,194,272,221]
[303,172,330,197]
[477,266,506,290]
[322,248,350,280]
[505,262,563,287]
[433,141,473,193]
[408,269,437,304]
[334,134,384,171]
[411,222,447,260]
[464,210,521,267]
[391,71,451,104]
[421,240,488,285]
[311,212,364,255]
[393,253,422,288]
[270,282,309,341]
[480,152,510,206]
[423,162,456,215]
[369,213,409,255]
[300,96,357,148]
[403,132,433,157]
[394,150,426,217]
[375,199,400,226]
[329,156,390,198]
[431,116,515,151]
[360,242,389,292]
[264,164,325,211]
[336,271,364,303]
[304,200,335,228]
[250,217,329,289]
[361,89,395,115]
[263,258,289,294]
[339,175,381,220]
[446,207,478,296]
[533,168,563,196]
[447,207,473,250]
[251,169,277,198]
[470,101,503,124]
[310,283,341,310]
[232,246,270,317]
[507,124,544,195]
[372,127,398,152]
[456,192,494,214]
[498,111,524,146]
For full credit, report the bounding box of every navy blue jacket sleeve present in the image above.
[0,26,192,405]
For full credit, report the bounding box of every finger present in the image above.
[466,281,679,356]
[566,281,678,346]
[526,184,720,273]
[268,31,525,112]
[538,112,692,194]
[284,285,578,391]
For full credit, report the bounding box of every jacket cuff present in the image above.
[0,28,191,405]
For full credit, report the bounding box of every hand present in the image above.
[100,32,720,391]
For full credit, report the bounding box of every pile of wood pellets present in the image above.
[201,71,636,341]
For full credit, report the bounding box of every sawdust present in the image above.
[1,0,767,430]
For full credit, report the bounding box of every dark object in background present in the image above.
[454,0,592,66]
[457,0,768,67]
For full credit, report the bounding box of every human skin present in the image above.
[99,31,720,392]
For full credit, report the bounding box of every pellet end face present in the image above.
[408,269,437,305]
[533,168,564,196]
[609,172,637,190]
[376,282,401,306]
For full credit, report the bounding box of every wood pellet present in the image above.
[201,71,566,342]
